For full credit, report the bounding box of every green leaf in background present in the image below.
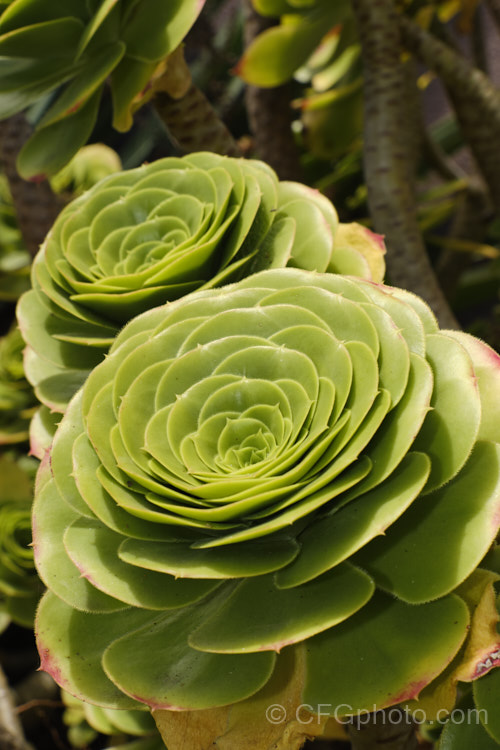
[0,0,206,173]
[17,87,102,180]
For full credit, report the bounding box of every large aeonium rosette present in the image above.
[18,152,383,424]
[33,268,500,724]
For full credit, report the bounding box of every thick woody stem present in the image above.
[243,0,303,181]
[0,115,64,259]
[485,0,500,30]
[350,0,458,329]
[399,14,500,211]
[346,709,419,750]
[153,83,242,157]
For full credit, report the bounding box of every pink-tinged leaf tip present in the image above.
[388,679,430,704]
[362,227,387,252]
[28,174,47,184]
[38,644,65,687]
[131,695,186,711]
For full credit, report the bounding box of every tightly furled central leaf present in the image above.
[33,267,500,717]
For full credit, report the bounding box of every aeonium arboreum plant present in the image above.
[33,268,500,749]
[17,151,385,455]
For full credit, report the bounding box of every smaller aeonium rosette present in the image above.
[17,152,384,428]
[33,268,500,723]
[0,454,41,631]
[0,326,38,445]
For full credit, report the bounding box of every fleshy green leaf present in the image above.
[103,599,277,710]
[276,451,430,588]
[36,590,153,708]
[353,442,500,603]
[473,667,500,743]
[17,87,102,179]
[189,563,374,653]
[304,592,469,714]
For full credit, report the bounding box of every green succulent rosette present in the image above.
[17,152,382,422]
[0,453,41,631]
[0,326,38,445]
[33,268,500,728]
[0,0,204,179]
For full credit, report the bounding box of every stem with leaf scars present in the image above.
[0,115,64,259]
[399,14,500,212]
[150,44,241,157]
[153,48,242,162]
[485,0,500,30]
[243,0,303,181]
[346,710,420,750]
[350,0,458,329]
[154,83,242,157]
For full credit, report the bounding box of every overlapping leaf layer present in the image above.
[33,268,500,716]
[18,152,381,430]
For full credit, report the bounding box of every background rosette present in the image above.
[0,325,38,444]
[0,453,41,631]
[17,152,383,449]
[32,267,500,719]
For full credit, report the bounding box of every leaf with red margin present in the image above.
[444,330,500,444]
[36,591,151,709]
[303,591,469,716]
[154,646,331,750]
[404,569,500,719]
[352,442,500,604]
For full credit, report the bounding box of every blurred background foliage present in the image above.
[0,0,499,748]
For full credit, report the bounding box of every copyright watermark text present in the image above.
[265,703,487,728]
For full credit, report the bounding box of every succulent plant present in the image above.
[33,267,500,744]
[237,0,352,88]
[17,152,384,423]
[0,453,41,631]
[0,0,204,178]
[0,325,38,445]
